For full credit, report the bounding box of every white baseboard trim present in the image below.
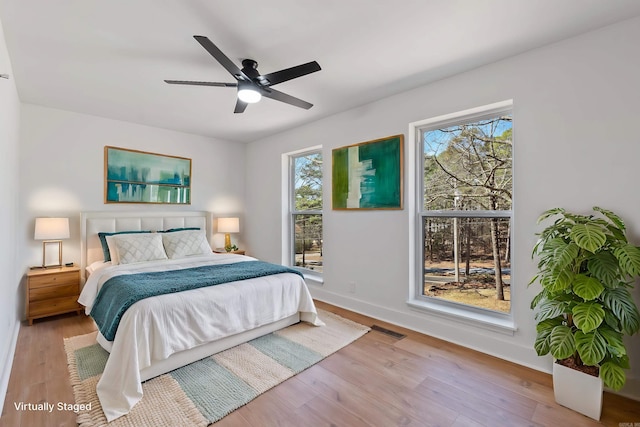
[310,287,547,372]
[311,288,640,402]
[0,320,20,415]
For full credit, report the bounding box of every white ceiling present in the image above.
[2,1,640,143]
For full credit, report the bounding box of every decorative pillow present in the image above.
[105,235,122,265]
[161,230,212,259]
[98,230,151,262]
[112,233,168,265]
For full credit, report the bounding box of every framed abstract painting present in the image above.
[104,146,192,204]
[332,134,404,210]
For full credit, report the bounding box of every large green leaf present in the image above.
[570,223,606,252]
[613,244,640,277]
[572,302,605,333]
[614,354,631,370]
[536,317,563,334]
[537,208,565,224]
[534,299,567,323]
[600,361,626,391]
[606,224,628,243]
[575,330,607,366]
[602,288,640,335]
[530,290,545,310]
[594,206,626,232]
[598,326,626,357]
[541,238,569,263]
[553,242,580,271]
[587,252,621,287]
[550,269,574,292]
[603,309,621,332]
[572,274,604,301]
[549,325,576,360]
[534,326,554,356]
[536,318,564,356]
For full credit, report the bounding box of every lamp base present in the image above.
[41,240,63,268]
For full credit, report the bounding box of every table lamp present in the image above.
[217,217,239,251]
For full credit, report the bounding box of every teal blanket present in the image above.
[90,260,303,341]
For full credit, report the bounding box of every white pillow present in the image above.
[105,235,121,265]
[112,233,168,265]
[86,260,111,276]
[161,229,212,259]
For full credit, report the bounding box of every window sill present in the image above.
[292,268,323,285]
[406,298,517,336]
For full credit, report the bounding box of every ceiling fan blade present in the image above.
[193,35,244,79]
[261,87,313,109]
[261,61,321,86]
[234,98,248,114]
[164,80,237,87]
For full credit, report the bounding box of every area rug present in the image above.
[64,309,369,426]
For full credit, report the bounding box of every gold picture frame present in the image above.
[104,146,192,204]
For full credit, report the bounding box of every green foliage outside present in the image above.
[294,153,323,270]
[423,116,512,304]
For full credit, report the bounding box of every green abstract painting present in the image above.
[104,146,191,204]
[332,135,403,210]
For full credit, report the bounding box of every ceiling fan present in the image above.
[165,35,321,113]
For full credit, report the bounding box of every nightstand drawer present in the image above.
[29,271,79,289]
[29,296,80,317]
[26,266,82,325]
[30,283,79,302]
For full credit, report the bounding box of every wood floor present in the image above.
[2,301,639,427]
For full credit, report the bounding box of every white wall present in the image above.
[246,16,640,399]
[0,13,21,414]
[17,104,247,292]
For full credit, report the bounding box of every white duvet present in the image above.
[78,253,322,422]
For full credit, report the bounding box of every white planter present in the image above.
[553,362,603,420]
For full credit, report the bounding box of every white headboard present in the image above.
[80,211,211,281]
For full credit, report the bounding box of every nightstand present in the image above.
[213,248,246,255]
[26,266,82,325]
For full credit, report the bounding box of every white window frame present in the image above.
[281,146,323,283]
[407,101,516,334]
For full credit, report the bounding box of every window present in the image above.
[287,149,323,276]
[411,101,513,324]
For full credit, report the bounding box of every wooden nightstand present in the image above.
[26,266,82,325]
[213,248,246,255]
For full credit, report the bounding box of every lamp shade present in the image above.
[34,218,70,240]
[217,217,239,233]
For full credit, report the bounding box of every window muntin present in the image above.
[420,112,512,314]
[291,151,323,274]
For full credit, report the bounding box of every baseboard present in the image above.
[614,377,640,402]
[310,287,547,373]
[311,288,640,402]
[0,320,20,415]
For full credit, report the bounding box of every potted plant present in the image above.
[530,207,640,420]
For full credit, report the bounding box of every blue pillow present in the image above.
[98,230,151,262]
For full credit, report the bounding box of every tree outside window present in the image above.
[421,114,512,313]
[292,152,323,273]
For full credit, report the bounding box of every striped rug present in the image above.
[64,310,369,427]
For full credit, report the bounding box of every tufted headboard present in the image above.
[80,211,211,281]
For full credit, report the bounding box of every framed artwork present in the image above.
[332,134,404,210]
[104,146,191,204]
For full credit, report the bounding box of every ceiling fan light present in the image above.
[237,88,261,103]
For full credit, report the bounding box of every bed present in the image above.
[78,211,322,422]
